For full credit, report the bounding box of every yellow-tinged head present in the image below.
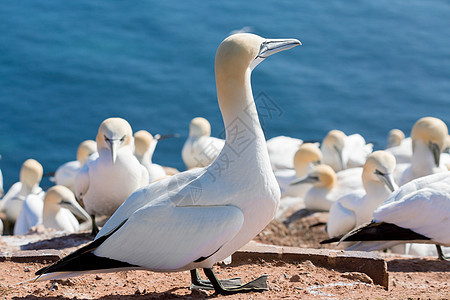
[387,129,405,148]
[189,117,211,138]
[362,150,397,192]
[96,117,133,164]
[20,159,43,188]
[411,117,448,166]
[76,140,97,165]
[134,130,154,156]
[293,143,322,177]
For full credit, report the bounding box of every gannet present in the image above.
[0,159,44,224]
[267,136,304,171]
[398,117,448,185]
[13,193,44,235]
[133,130,167,183]
[275,143,322,198]
[35,33,300,295]
[386,129,405,148]
[321,130,373,172]
[321,171,450,260]
[43,185,91,232]
[327,151,397,238]
[53,140,97,193]
[291,164,364,212]
[75,118,149,234]
[181,117,225,169]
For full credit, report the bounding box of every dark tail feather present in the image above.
[321,221,431,245]
[36,219,130,276]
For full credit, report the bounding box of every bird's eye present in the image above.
[104,135,110,142]
[375,169,385,176]
[120,135,126,142]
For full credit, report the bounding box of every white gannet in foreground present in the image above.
[398,117,448,186]
[35,33,300,295]
[0,159,44,225]
[75,118,149,235]
[133,130,167,183]
[327,151,397,238]
[275,143,322,198]
[181,117,225,169]
[321,171,450,260]
[53,140,97,193]
[267,135,304,171]
[291,164,363,212]
[321,130,373,172]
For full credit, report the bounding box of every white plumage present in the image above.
[133,130,167,183]
[267,136,304,171]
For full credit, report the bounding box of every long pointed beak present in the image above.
[250,38,301,70]
[429,141,441,167]
[378,173,397,193]
[290,175,319,186]
[109,140,120,164]
[60,199,91,221]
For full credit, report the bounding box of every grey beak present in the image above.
[108,140,120,164]
[429,141,441,167]
[290,175,319,186]
[378,173,397,193]
[60,199,91,221]
[250,38,301,70]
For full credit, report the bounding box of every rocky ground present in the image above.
[0,212,449,299]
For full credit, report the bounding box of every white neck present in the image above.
[412,140,437,175]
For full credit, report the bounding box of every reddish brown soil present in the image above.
[0,212,449,299]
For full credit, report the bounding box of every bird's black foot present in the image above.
[90,215,99,236]
[190,269,242,290]
[436,245,449,261]
[196,268,268,295]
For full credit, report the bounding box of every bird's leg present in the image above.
[436,245,449,261]
[190,269,242,290]
[90,215,99,236]
[202,267,268,295]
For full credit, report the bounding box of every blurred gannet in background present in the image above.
[321,130,373,172]
[53,140,97,193]
[267,136,304,171]
[75,118,149,235]
[181,117,225,169]
[35,33,300,295]
[133,130,167,183]
[275,143,321,198]
[386,129,405,148]
[321,171,450,260]
[327,151,397,238]
[398,117,448,185]
[385,129,412,164]
[14,185,91,235]
[291,164,363,212]
[43,185,90,232]
[13,193,44,235]
[0,159,44,227]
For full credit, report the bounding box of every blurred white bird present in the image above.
[267,135,304,171]
[133,130,167,183]
[53,140,97,193]
[327,151,397,238]
[398,117,448,185]
[321,130,372,172]
[322,171,450,261]
[181,117,225,169]
[0,159,44,226]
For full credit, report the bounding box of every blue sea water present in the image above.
[1,1,450,189]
